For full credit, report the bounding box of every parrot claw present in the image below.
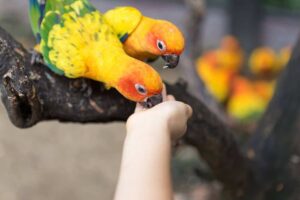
[29,50,44,66]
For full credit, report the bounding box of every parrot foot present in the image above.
[29,50,44,66]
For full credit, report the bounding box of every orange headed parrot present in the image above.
[104,6,185,69]
[28,0,163,106]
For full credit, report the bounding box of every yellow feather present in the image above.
[70,1,84,15]
[42,8,162,102]
[103,7,142,38]
[47,11,126,82]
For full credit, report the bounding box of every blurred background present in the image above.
[0,0,299,200]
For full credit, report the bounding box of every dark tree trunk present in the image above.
[247,38,300,200]
[183,0,230,123]
[1,19,300,199]
[0,26,251,199]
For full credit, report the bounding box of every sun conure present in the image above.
[249,47,279,78]
[196,51,235,102]
[227,76,274,123]
[103,6,185,69]
[28,0,163,104]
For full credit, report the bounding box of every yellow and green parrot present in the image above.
[103,6,185,69]
[29,0,163,105]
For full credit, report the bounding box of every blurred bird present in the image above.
[227,77,274,122]
[253,80,275,102]
[104,6,185,69]
[216,36,244,72]
[277,46,292,72]
[29,0,163,103]
[249,47,279,78]
[196,52,234,102]
[195,36,243,102]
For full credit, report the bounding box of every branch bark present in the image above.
[184,0,205,60]
[0,26,251,199]
[247,38,300,200]
[0,27,134,127]
[183,0,231,124]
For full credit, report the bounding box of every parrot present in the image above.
[195,36,243,103]
[28,0,163,105]
[277,46,292,72]
[103,6,185,69]
[196,52,235,102]
[249,47,279,78]
[216,36,244,72]
[227,76,274,123]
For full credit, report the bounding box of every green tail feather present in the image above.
[35,0,96,75]
[29,0,46,42]
[29,0,95,43]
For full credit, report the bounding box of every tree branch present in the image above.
[0,27,136,128]
[183,0,231,124]
[0,26,251,199]
[247,38,300,200]
[184,0,205,60]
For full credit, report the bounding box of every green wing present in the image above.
[29,0,94,43]
[29,0,96,75]
[29,0,46,42]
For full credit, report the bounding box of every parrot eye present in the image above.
[157,40,166,52]
[135,84,148,95]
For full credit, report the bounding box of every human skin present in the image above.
[114,89,193,200]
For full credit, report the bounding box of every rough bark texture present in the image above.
[247,38,300,200]
[183,0,230,124]
[0,26,251,199]
[0,27,135,128]
[184,0,205,60]
[1,21,300,199]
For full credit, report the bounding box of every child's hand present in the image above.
[126,87,193,141]
[118,87,192,200]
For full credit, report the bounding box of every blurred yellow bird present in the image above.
[195,36,243,102]
[249,47,279,78]
[277,46,292,72]
[196,52,235,102]
[217,36,244,72]
[227,77,274,122]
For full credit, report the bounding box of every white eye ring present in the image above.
[135,84,148,95]
[157,40,166,52]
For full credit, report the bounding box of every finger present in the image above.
[185,105,193,118]
[134,103,145,113]
[167,95,175,101]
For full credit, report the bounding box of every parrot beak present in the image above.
[162,54,180,69]
[140,94,163,108]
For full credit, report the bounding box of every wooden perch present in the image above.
[183,0,230,124]
[247,38,300,200]
[0,27,134,128]
[0,26,251,198]
[2,22,300,199]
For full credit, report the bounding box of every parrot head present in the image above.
[124,18,185,69]
[147,20,185,69]
[115,61,163,106]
